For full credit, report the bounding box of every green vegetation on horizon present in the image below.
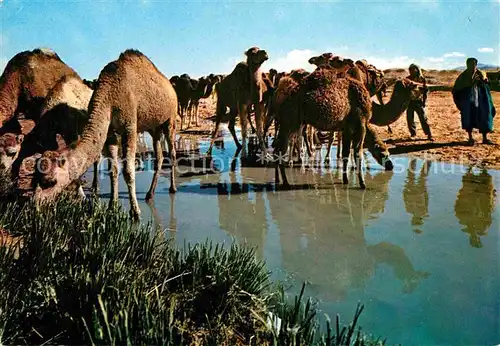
[0,192,385,345]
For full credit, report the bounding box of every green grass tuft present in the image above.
[0,195,386,345]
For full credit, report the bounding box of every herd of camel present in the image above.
[0,47,426,219]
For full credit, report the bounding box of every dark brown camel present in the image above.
[272,68,394,189]
[171,73,193,130]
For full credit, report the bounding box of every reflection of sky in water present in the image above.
[87,129,500,345]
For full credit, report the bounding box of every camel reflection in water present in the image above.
[454,168,496,248]
[146,194,177,242]
[216,170,269,260]
[209,148,429,301]
[266,168,429,300]
[403,159,431,234]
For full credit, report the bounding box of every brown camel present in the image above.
[308,52,335,68]
[0,48,79,130]
[34,49,178,220]
[11,75,101,195]
[307,55,388,160]
[272,68,394,189]
[206,47,269,157]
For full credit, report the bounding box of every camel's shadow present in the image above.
[388,140,465,155]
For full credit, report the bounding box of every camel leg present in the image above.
[92,159,100,193]
[180,106,185,131]
[351,124,367,189]
[227,112,241,150]
[274,129,291,187]
[247,113,256,134]
[145,129,163,201]
[121,130,141,220]
[207,101,228,156]
[302,126,314,158]
[337,131,342,159]
[239,103,249,158]
[186,103,192,129]
[195,103,200,127]
[107,140,119,209]
[207,119,221,156]
[341,131,351,185]
[255,101,266,153]
[325,132,335,164]
[163,118,177,193]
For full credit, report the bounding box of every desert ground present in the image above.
[184,74,500,170]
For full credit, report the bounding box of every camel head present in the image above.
[82,79,98,90]
[0,133,24,172]
[308,53,334,68]
[170,75,179,87]
[328,56,354,74]
[365,127,393,171]
[366,67,387,103]
[245,47,269,67]
[34,149,71,198]
[288,69,310,82]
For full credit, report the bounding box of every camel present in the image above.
[206,47,269,158]
[0,48,79,130]
[272,68,394,189]
[307,54,388,161]
[34,49,178,220]
[187,76,214,127]
[268,68,278,86]
[11,75,102,195]
[171,73,193,130]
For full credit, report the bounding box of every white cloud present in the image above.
[263,46,349,73]
[478,47,494,53]
[265,49,316,73]
[443,52,465,58]
[427,57,445,63]
[363,56,413,70]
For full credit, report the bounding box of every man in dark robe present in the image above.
[452,57,496,145]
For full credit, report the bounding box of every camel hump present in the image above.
[32,48,60,60]
[355,59,369,69]
[101,60,120,76]
[304,67,338,90]
[275,76,300,107]
[2,48,63,73]
[119,49,146,60]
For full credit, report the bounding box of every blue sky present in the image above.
[1,0,499,79]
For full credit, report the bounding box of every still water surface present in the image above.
[86,131,499,345]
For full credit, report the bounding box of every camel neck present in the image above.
[67,96,110,182]
[0,76,21,126]
[247,62,262,78]
[371,88,411,126]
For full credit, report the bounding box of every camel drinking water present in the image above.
[272,67,394,189]
[34,49,178,220]
[0,48,79,172]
